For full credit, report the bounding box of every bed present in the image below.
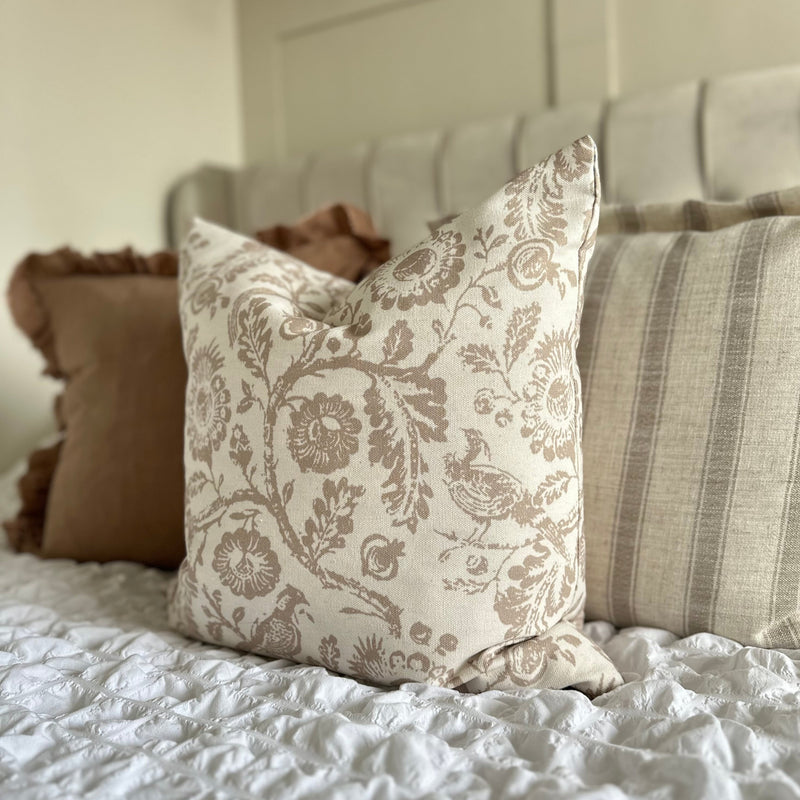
[3,65,800,798]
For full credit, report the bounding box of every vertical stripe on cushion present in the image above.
[607,233,693,626]
[683,199,711,231]
[746,190,783,219]
[768,393,800,646]
[578,238,629,420]
[684,218,772,635]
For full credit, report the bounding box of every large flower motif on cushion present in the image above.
[187,343,231,464]
[520,331,576,462]
[287,392,362,474]
[212,528,280,599]
[365,229,466,311]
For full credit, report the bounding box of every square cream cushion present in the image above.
[169,137,622,694]
[582,187,800,647]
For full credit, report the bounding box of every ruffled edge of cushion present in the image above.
[3,440,62,554]
[7,246,178,378]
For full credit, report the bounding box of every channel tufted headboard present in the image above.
[168,64,800,254]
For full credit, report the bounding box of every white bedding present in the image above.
[0,465,798,800]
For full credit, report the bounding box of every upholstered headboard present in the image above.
[168,64,800,254]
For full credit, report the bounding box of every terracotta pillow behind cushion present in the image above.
[4,204,389,567]
[256,204,390,281]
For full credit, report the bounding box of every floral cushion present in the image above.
[169,136,622,695]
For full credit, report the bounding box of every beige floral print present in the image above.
[360,534,405,580]
[169,136,623,697]
[521,330,577,461]
[188,275,224,316]
[280,316,326,340]
[212,528,280,599]
[505,632,567,685]
[187,342,231,465]
[348,634,389,682]
[228,424,252,471]
[363,228,466,311]
[287,392,362,474]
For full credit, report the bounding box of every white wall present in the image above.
[238,0,551,162]
[0,0,242,469]
[237,0,800,162]
[615,0,800,95]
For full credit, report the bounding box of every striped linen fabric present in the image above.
[581,187,800,647]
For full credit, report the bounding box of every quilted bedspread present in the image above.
[0,466,799,799]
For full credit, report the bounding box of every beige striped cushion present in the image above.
[582,187,800,647]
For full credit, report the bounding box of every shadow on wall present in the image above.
[0,304,59,472]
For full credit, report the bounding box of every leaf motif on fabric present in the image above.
[382,319,414,365]
[364,370,447,531]
[231,296,274,381]
[301,478,366,564]
[442,576,496,595]
[184,325,198,360]
[473,225,509,261]
[533,471,573,507]
[494,542,554,636]
[228,424,253,471]
[480,286,502,309]
[458,343,501,375]
[187,471,209,498]
[534,188,569,249]
[504,303,541,370]
[319,635,341,671]
[552,137,595,183]
[238,379,256,413]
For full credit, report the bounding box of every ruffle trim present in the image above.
[7,246,177,379]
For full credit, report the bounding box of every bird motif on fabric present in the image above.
[251,585,310,659]
[443,428,567,558]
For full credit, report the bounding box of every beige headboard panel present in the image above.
[168,64,800,254]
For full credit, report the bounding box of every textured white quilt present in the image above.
[0,465,799,799]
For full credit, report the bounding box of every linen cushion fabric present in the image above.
[597,185,800,235]
[4,205,389,567]
[581,186,800,647]
[170,137,623,695]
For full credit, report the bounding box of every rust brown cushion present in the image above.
[4,204,389,567]
[256,204,390,280]
[5,249,186,568]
